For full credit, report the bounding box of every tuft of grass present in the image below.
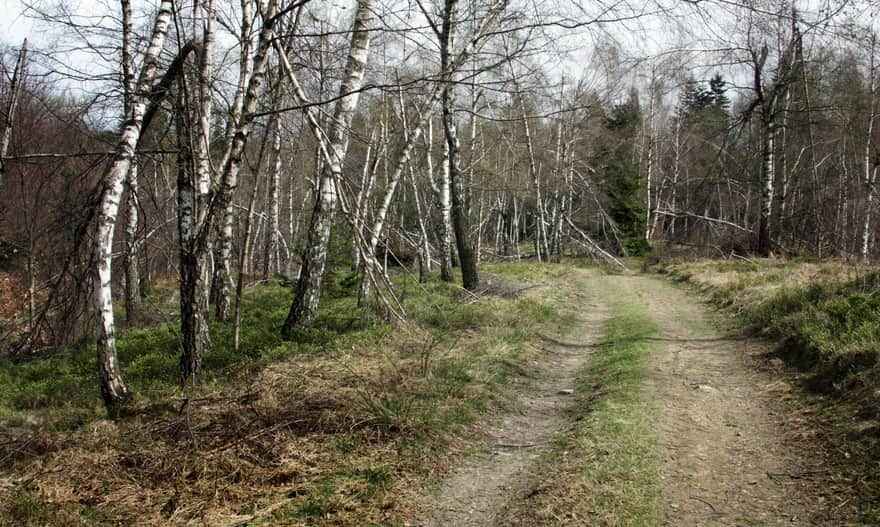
[519,295,661,526]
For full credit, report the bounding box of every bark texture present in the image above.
[0,39,27,188]
[121,0,141,324]
[440,0,478,290]
[92,0,174,408]
[282,0,376,334]
[212,0,254,320]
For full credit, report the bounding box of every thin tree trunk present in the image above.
[408,163,432,282]
[438,128,454,281]
[644,77,655,241]
[92,0,174,409]
[351,128,376,271]
[282,0,377,333]
[0,39,27,188]
[235,110,277,351]
[180,0,280,384]
[121,0,141,324]
[212,0,253,320]
[757,120,775,257]
[862,35,878,262]
[264,114,283,278]
[123,162,142,323]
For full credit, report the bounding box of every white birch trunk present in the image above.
[438,132,454,281]
[352,127,378,271]
[283,0,377,332]
[862,35,877,262]
[0,39,26,188]
[440,0,478,290]
[121,0,141,324]
[92,0,173,408]
[180,0,279,384]
[212,0,253,320]
[757,121,775,256]
[265,115,283,277]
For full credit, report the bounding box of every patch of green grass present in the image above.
[0,280,388,431]
[525,295,661,526]
[2,485,103,527]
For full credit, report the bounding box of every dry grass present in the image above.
[500,294,660,526]
[0,266,569,526]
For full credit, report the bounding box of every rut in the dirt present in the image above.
[627,275,839,526]
[420,270,850,527]
[420,271,607,527]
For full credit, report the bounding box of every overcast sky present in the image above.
[1,0,36,46]
[1,0,875,122]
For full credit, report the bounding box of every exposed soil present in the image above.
[629,274,855,526]
[420,271,609,526]
[419,270,861,526]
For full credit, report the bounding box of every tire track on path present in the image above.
[420,269,609,527]
[628,275,849,526]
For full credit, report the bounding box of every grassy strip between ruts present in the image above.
[508,291,662,526]
[0,263,577,526]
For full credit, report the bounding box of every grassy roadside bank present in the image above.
[650,258,880,522]
[504,285,663,526]
[0,264,574,526]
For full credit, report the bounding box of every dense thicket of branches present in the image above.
[0,0,875,406]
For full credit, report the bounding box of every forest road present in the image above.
[418,269,846,526]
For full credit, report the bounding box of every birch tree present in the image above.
[91,0,174,408]
[282,0,377,333]
[746,17,801,257]
[212,0,254,321]
[0,39,27,189]
[179,0,280,384]
[861,34,878,262]
[439,0,479,290]
[121,0,141,324]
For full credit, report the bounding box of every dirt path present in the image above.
[420,270,609,526]
[420,269,847,527]
[624,274,836,526]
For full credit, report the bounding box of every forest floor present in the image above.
[1,262,875,526]
[419,268,866,526]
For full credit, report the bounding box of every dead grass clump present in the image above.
[0,267,562,526]
[0,331,488,525]
[471,276,536,300]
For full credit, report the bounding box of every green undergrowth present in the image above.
[0,263,575,526]
[0,265,564,430]
[651,258,880,521]
[0,278,381,430]
[522,293,662,526]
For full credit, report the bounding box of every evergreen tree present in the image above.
[598,90,650,255]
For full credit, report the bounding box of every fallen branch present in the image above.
[654,209,752,233]
[564,217,627,269]
[690,495,718,513]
